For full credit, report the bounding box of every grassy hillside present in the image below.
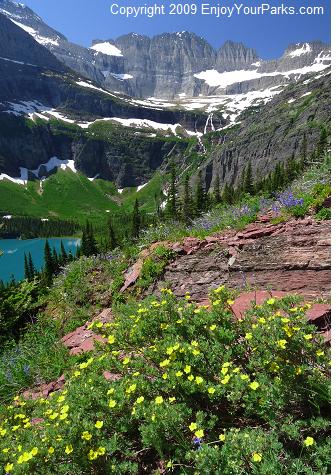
[0,170,165,225]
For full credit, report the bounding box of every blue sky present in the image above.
[22,0,330,59]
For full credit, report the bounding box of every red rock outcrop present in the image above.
[146,218,330,301]
[61,308,113,356]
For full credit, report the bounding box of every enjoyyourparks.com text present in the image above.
[109,2,326,19]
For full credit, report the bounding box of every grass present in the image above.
[0,170,164,226]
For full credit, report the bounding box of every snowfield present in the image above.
[0,158,77,186]
[90,42,123,57]
[194,55,331,90]
[10,19,60,46]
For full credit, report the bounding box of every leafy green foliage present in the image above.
[0,288,330,474]
[0,280,39,347]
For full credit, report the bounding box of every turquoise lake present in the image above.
[0,238,81,283]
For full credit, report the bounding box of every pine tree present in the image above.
[43,240,54,286]
[213,175,222,204]
[60,241,68,265]
[24,253,30,281]
[316,126,328,159]
[182,174,194,225]
[300,133,308,169]
[52,248,59,274]
[28,253,35,280]
[195,171,206,215]
[132,199,141,238]
[107,220,118,250]
[223,183,234,205]
[81,221,98,256]
[243,161,254,195]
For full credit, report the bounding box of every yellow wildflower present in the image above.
[126,384,137,394]
[194,429,204,438]
[95,421,104,429]
[184,365,191,374]
[245,333,253,340]
[155,396,164,405]
[30,447,38,457]
[159,359,170,368]
[175,371,183,377]
[5,463,14,472]
[249,381,260,390]
[277,339,287,349]
[65,445,73,454]
[189,422,198,431]
[227,299,235,305]
[108,335,115,344]
[136,396,144,404]
[221,375,231,385]
[109,400,117,408]
[219,434,226,442]
[195,376,204,385]
[97,447,106,456]
[208,387,215,394]
[252,453,262,462]
[162,373,168,380]
[81,431,92,441]
[304,334,313,340]
[304,436,314,447]
[267,298,275,305]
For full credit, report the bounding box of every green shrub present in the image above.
[0,287,330,474]
[315,207,331,221]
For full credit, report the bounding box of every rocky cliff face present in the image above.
[0,13,210,185]
[0,1,330,100]
[197,71,330,190]
[148,217,331,301]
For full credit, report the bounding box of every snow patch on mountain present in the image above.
[91,42,123,57]
[10,19,59,46]
[194,56,330,89]
[288,43,312,57]
[0,56,37,67]
[102,71,133,80]
[0,157,77,186]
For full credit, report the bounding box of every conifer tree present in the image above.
[213,175,222,204]
[195,171,206,215]
[316,126,328,159]
[60,241,68,265]
[107,219,118,250]
[81,221,98,256]
[24,253,30,281]
[300,133,308,169]
[182,174,194,225]
[243,161,254,195]
[132,199,141,238]
[223,183,234,205]
[28,253,35,280]
[43,240,54,286]
[52,248,59,274]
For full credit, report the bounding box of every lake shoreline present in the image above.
[0,238,81,284]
